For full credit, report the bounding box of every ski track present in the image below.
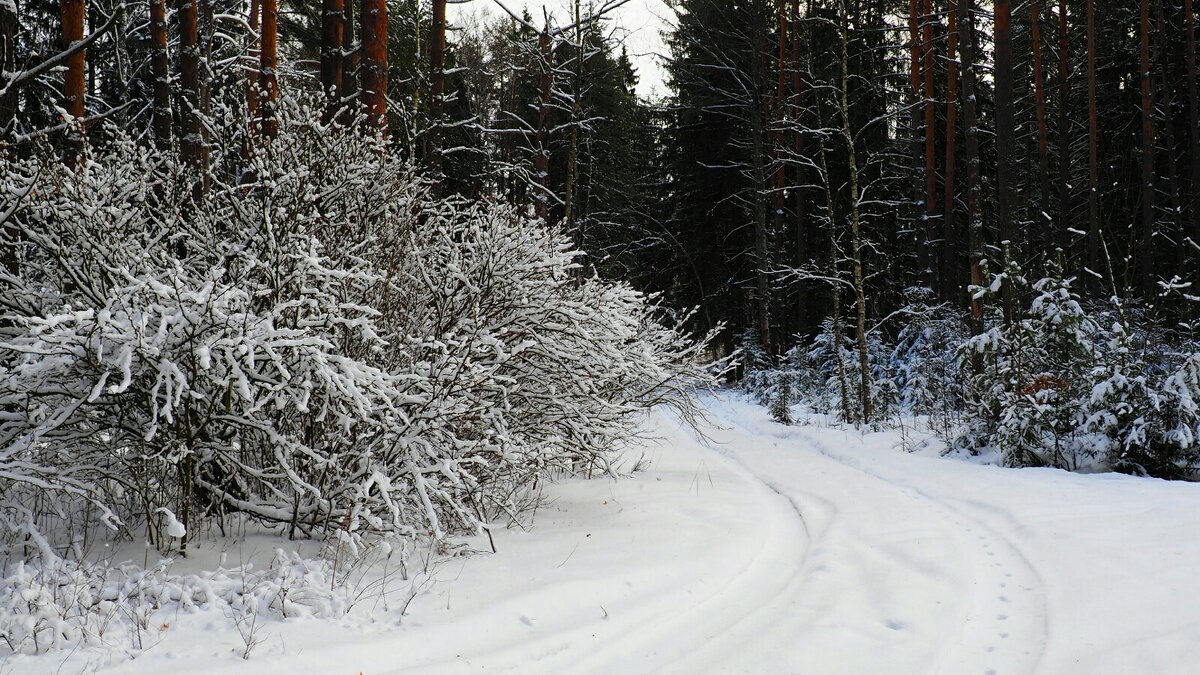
[25,393,1200,675]
[659,400,1049,675]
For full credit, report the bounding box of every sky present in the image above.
[447,0,674,99]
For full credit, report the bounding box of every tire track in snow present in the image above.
[787,425,1049,675]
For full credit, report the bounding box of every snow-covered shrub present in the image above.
[1085,322,1200,478]
[957,269,1100,468]
[890,289,969,434]
[954,262,1200,477]
[0,544,389,655]
[0,101,721,577]
[794,318,897,424]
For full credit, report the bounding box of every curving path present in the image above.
[52,393,1200,675]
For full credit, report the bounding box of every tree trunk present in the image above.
[751,102,773,357]
[178,0,203,173]
[943,0,959,303]
[770,0,789,309]
[360,0,387,132]
[61,0,86,162]
[994,0,1015,321]
[321,0,345,123]
[1153,0,1181,267]
[791,0,809,332]
[1057,0,1070,253]
[1086,0,1099,288]
[909,0,926,284]
[837,0,872,425]
[922,0,937,289]
[1139,0,1155,296]
[816,130,851,422]
[563,0,583,241]
[260,0,278,139]
[149,0,171,150]
[960,0,983,349]
[533,30,552,222]
[342,0,357,113]
[0,2,16,134]
[1187,0,1200,249]
[246,0,260,126]
[429,0,446,184]
[1031,0,1051,252]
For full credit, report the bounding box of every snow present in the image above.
[16,393,1200,674]
[155,508,187,539]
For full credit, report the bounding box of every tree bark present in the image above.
[837,0,872,425]
[943,0,959,303]
[1153,0,1180,264]
[149,0,171,150]
[770,0,789,307]
[178,0,204,173]
[909,0,926,284]
[1187,0,1200,249]
[1057,0,1070,253]
[1031,0,1051,251]
[429,0,447,183]
[61,0,86,162]
[321,0,345,123]
[791,0,809,331]
[994,0,1015,321]
[533,29,552,222]
[922,0,937,289]
[246,0,260,126]
[260,0,278,139]
[960,0,983,348]
[1086,0,1099,288]
[360,0,387,132]
[342,0,357,112]
[0,2,16,134]
[1139,0,1155,296]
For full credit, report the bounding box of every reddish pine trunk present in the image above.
[321,0,345,122]
[179,0,203,171]
[922,0,937,287]
[246,0,260,124]
[1139,0,1155,295]
[61,0,85,120]
[149,0,171,150]
[61,0,86,162]
[1086,0,1099,285]
[994,0,1014,261]
[960,0,983,341]
[1187,0,1200,247]
[1057,0,1070,248]
[360,0,388,132]
[1031,0,1050,245]
[260,0,278,138]
[943,0,959,302]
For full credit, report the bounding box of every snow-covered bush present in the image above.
[890,289,969,434]
[793,318,898,424]
[0,102,721,580]
[954,263,1200,477]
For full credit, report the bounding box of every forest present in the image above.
[2,0,1200,666]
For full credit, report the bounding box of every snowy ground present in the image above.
[14,393,1200,674]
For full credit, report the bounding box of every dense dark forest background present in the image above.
[4,0,1200,458]
[5,0,1198,345]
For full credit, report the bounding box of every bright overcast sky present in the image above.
[447,0,674,99]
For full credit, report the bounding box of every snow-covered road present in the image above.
[27,393,1200,674]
